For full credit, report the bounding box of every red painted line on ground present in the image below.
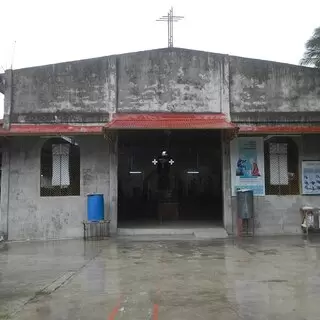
[107,299,121,320]
[153,303,159,320]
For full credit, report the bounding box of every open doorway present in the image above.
[118,130,223,227]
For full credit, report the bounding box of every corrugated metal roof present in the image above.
[0,124,103,136]
[232,112,320,124]
[239,124,320,134]
[2,116,320,136]
[105,113,235,130]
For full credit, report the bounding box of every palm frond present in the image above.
[301,27,320,67]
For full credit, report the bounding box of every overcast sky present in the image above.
[1,0,320,116]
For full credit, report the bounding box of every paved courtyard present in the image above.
[1,236,320,319]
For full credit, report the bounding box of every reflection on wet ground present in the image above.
[1,236,320,319]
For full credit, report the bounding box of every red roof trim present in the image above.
[105,113,235,130]
[2,122,320,136]
[0,124,103,136]
[239,125,320,134]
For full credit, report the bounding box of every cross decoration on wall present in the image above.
[152,151,174,175]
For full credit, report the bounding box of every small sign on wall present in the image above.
[230,137,265,196]
[302,161,320,195]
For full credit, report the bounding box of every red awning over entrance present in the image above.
[105,113,235,130]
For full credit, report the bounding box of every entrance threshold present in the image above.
[117,220,228,239]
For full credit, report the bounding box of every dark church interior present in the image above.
[118,130,223,226]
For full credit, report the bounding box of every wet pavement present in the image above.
[1,236,320,319]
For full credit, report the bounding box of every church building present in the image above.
[1,47,320,240]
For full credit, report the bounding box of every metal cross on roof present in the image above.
[156,7,184,48]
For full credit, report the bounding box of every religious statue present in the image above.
[152,151,175,192]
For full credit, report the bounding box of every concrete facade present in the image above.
[6,49,320,123]
[117,50,230,115]
[7,49,230,122]
[10,57,116,124]
[229,134,320,235]
[230,56,320,114]
[0,136,118,240]
[1,47,320,240]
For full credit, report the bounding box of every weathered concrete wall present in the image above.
[8,48,320,126]
[107,132,118,234]
[0,135,117,240]
[231,195,320,235]
[230,56,320,114]
[0,140,10,238]
[222,133,233,234]
[231,134,320,235]
[117,49,230,115]
[11,57,116,123]
[3,69,13,129]
[9,48,230,124]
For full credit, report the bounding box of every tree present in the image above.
[300,27,320,68]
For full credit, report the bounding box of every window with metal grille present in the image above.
[40,138,80,197]
[264,137,299,195]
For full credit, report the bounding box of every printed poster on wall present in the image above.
[230,137,265,196]
[302,161,320,195]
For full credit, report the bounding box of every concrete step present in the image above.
[116,235,198,241]
[117,227,228,239]
[193,228,228,239]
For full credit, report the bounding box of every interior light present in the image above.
[187,171,200,174]
[129,171,142,174]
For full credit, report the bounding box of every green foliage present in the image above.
[300,27,320,68]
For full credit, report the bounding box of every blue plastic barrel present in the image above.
[87,194,104,221]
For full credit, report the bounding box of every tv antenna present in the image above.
[156,7,184,48]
